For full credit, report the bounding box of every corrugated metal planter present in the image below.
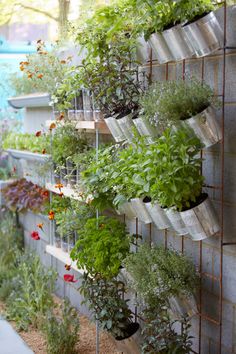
[148,32,173,64]
[162,25,195,61]
[145,202,170,230]
[117,201,137,219]
[104,116,126,142]
[165,208,189,235]
[180,193,220,241]
[182,11,223,58]
[130,198,152,224]
[132,116,158,143]
[111,323,141,354]
[136,36,150,63]
[184,106,222,148]
[169,293,198,319]
[116,113,138,143]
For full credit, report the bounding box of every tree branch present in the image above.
[15,3,59,22]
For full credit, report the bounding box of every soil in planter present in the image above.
[181,193,208,212]
[0,297,119,354]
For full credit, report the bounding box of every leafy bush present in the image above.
[80,274,133,339]
[6,252,57,330]
[71,216,130,278]
[2,132,50,154]
[2,179,49,213]
[124,244,199,307]
[44,299,80,354]
[140,78,218,129]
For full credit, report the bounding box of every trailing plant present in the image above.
[5,251,57,330]
[80,273,133,338]
[140,78,219,129]
[2,132,50,154]
[9,41,72,96]
[44,299,80,354]
[2,178,49,213]
[52,122,90,166]
[124,243,199,307]
[71,216,130,279]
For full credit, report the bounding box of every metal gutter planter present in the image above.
[8,93,51,109]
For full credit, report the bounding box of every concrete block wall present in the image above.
[132,5,236,354]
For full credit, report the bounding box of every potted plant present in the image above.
[124,243,199,351]
[140,78,222,148]
[145,128,220,239]
[78,42,142,143]
[71,216,130,279]
[80,274,141,354]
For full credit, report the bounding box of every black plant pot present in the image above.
[112,322,141,354]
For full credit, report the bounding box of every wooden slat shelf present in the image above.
[46,245,85,274]
[46,182,83,200]
[46,120,111,135]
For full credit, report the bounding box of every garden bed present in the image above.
[0,296,118,354]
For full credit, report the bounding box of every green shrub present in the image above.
[71,216,130,279]
[44,299,80,354]
[6,252,57,330]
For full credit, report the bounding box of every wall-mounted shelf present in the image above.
[8,93,51,109]
[46,245,85,274]
[46,182,82,200]
[6,149,50,161]
[46,120,111,135]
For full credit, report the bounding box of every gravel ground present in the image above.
[0,297,119,354]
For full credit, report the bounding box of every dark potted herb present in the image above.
[140,78,222,148]
[78,42,142,142]
[80,274,141,354]
[71,216,130,279]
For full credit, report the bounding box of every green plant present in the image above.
[71,216,130,278]
[80,273,133,338]
[124,244,199,307]
[2,132,50,154]
[52,122,90,166]
[2,178,49,213]
[44,299,80,354]
[142,305,193,354]
[9,41,72,96]
[140,78,219,129]
[6,252,57,330]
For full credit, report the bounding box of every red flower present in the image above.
[35,131,42,137]
[31,231,40,240]
[64,274,77,283]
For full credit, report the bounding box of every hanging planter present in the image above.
[132,115,158,143]
[180,193,220,241]
[184,105,222,148]
[145,201,170,230]
[182,11,223,58]
[117,201,137,219]
[116,112,139,143]
[136,36,150,64]
[165,208,189,236]
[162,24,195,61]
[148,32,174,64]
[169,293,198,319]
[130,197,152,224]
[111,322,141,354]
[104,115,126,142]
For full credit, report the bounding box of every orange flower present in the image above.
[42,148,46,154]
[49,122,56,130]
[37,73,43,79]
[60,60,66,64]
[28,73,33,79]
[35,131,42,137]
[59,192,64,197]
[20,66,24,71]
[55,183,64,191]
[37,223,44,230]
[23,61,29,66]
[57,112,65,121]
[48,211,55,220]
[65,264,71,271]
[42,190,49,197]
